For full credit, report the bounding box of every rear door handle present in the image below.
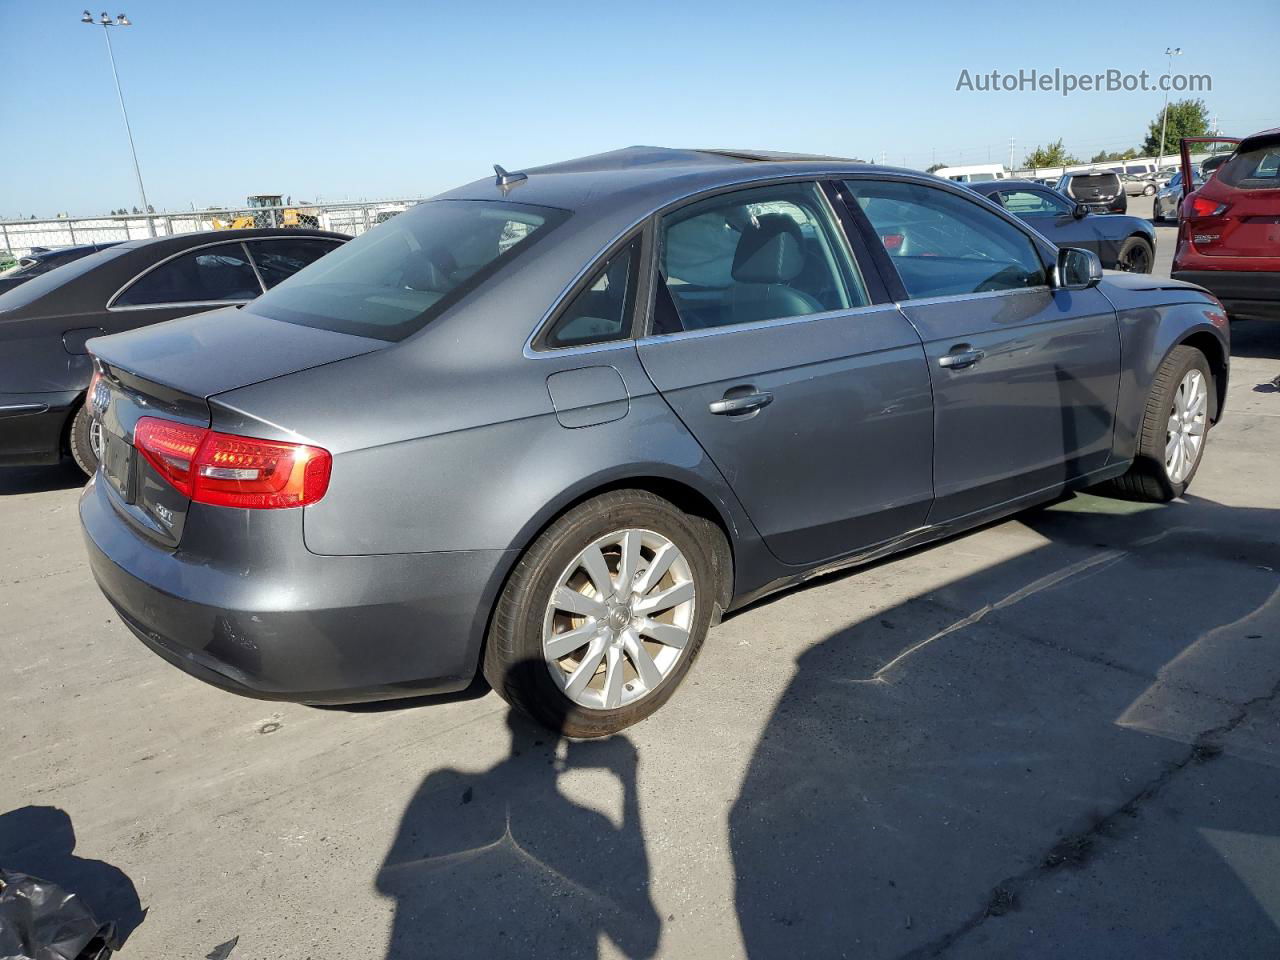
[938,347,986,370]
[709,391,774,416]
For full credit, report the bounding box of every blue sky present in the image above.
[2,0,1277,217]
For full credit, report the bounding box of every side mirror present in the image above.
[1055,247,1103,291]
[1072,203,1089,219]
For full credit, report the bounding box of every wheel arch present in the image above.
[505,469,738,616]
[1176,329,1228,421]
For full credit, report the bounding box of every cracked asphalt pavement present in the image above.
[3,213,1279,958]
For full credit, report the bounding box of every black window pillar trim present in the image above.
[824,179,909,304]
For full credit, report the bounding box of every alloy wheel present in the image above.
[1120,244,1152,273]
[542,528,695,710]
[88,419,104,461]
[1165,369,1207,484]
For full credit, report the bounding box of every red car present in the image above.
[1172,129,1280,321]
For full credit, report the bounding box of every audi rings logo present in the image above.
[92,379,111,415]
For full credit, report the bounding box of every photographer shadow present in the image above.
[376,690,660,960]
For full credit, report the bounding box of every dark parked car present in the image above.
[967,179,1156,272]
[1056,171,1127,214]
[1174,128,1280,321]
[1154,170,1204,222]
[0,228,345,474]
[0,242,120,295]
[81,147,1229,737]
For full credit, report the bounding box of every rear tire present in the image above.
[1101,346,1212,502]
[68,403,100,477]
[483,490,720,738]
[1116,237,1154,273]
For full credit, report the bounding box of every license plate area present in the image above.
[102,430,135,502]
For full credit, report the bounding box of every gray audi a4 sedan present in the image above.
[81,147,1230,737]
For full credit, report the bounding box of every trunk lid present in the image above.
[89,307,385,547]
[88,305,386,398]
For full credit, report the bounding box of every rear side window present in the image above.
[996,189,1073,218]
[114,244,262,307]
[656,182,868,332]
[846,179,1047,298]
[245,238,342,290]
[1217,145,1280,188]
[248,199,568,341]
[544,239,640,348]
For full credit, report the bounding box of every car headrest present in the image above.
[731,214,805,284]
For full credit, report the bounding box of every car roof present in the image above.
[966,179,1054,194]
[438,146,900,216]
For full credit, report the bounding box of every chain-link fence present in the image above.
[0,198,424,259]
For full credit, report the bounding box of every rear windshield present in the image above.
[1217,144,1280,189]
[1066,174,1120,196]
[0,245,126,314]
[247,199,569,341]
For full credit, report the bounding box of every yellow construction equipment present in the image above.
[212,195,321,230]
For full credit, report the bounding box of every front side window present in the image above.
[996,189,1073,218]
[656,182,868,332]
[846,179,1047,298]
[245,238,343,290]
[248,199,568,341]
[114,244,262,307]
[544,239,640,348]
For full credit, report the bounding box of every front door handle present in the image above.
[709,391,774,416]
[938,347,986,370]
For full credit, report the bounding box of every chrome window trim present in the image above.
[894,285,1052,310]
[107,299,254,312]
[521,171,876,360]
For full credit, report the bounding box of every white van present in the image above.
[933,163,1009,183]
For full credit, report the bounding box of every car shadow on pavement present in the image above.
[376,699,661,960]
[0,805,145,946]
[0,462,85,496]
[730,492,1280,959]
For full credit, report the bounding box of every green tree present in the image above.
[926,162,949,174]
[1143,98,1210,157]
[1090,147,1139,163]
[1023,139,1078,167]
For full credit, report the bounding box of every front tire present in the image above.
[1103,346,1212,502]
[483,490,719,738]
[68,402,101,476]
[1143,183,1157,196]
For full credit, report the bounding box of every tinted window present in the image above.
[657,182,867,332]
[996,189,1073,218]
[1217,145,1280,188]
[545,240,639,348]
[1062,174,1120,200]
[115,244,261,306]
[847,179,1047,298]
[248,199,567,341]
[245,238,342,290]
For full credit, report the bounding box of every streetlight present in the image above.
[81,11,154,235]
[1156,46,1183,170]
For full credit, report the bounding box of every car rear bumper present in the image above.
[1171,270,1280,321]
[80,475,515,703]
[0,390,78,466]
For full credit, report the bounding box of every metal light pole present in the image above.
[82,11,154,236]
[1156,46,1182,169]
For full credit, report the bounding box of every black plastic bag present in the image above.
[0,870,117,960]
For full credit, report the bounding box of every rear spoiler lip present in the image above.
[1237,127,1280,154]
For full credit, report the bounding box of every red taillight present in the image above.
[133,416,331,509]
[134,418,204,497]
[881,233,904,251]
[1190,196,1228,218]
